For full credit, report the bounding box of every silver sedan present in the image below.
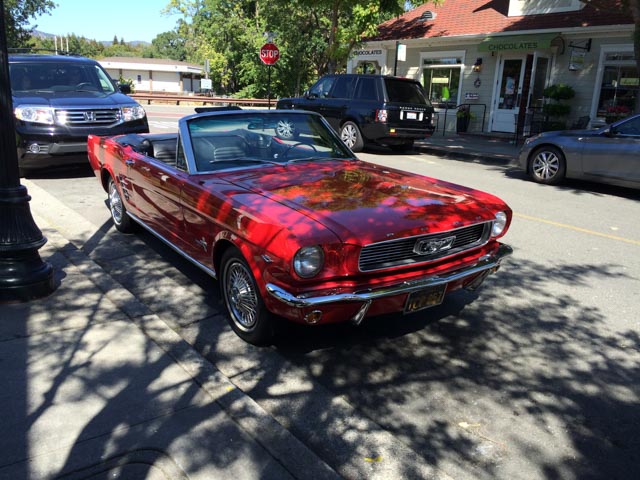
[518,114,640,189]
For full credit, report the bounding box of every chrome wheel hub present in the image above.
[109,182,123,224]
[532,151,559,180]
[225,262,258,330]
[341,125,356,148]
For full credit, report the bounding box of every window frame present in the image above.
[420,50,466,110]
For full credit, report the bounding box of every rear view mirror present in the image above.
[119,83,132,94]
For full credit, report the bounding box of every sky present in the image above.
[31,0,181,43]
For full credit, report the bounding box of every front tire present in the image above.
[529,146,566,185]
[220,248,274,345]
[340,121,364,152]
[108,177,135,233]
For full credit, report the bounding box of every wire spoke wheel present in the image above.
[225,261,259,330]
[109,180,124,225]
[108,178,134,232]
[221,249,274,345]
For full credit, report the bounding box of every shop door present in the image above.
[492,57,526,133]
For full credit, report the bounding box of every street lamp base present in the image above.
[0,185,56,303]
[0,250,55,302]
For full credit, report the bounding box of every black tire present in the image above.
[220,248,274,345]
[108,177,136,233]
[340,121,364,152]
[529,146,566,185]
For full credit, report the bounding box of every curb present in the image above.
[415,144,516,166]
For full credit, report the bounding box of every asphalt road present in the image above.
[24,107,640,479]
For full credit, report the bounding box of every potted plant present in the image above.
[605,105,631,124]
[542,84,575,130]
[456,105,475,133]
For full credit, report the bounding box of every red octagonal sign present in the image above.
[260,43,280,65]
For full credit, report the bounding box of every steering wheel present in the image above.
[281,142,318,159]
[75,82,96,89]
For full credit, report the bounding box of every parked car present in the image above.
[9,53,149,176]
[88,108,512,345]
[276,74,435,152]
[518,114,640,189]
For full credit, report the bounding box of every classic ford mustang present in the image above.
[88,108,513,345]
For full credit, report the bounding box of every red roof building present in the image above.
[349,0,635,134]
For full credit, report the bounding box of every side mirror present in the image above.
[119,83,132,94]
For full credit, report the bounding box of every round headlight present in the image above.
[492,211,507,237]
[293,246,324,278]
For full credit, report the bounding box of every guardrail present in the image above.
[131,93,272,107]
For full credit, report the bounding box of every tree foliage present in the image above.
[2,0,56,48]
[161,0,435,97]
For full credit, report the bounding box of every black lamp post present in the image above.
[0,0,55,301]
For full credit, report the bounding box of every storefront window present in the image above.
[422,55,463,109]
[597,51,638,123]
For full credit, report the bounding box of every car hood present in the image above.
[12,91,138,107]
[220,160,506,244]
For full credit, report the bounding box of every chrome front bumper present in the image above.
[266,244,513,323]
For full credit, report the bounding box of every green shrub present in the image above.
[543,84,575,101]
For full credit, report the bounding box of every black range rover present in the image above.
[9,53,149,175]
[277,74,435,152]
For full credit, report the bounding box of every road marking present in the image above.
[148,120,178,130]
[515,212,640,246]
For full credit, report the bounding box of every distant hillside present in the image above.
[32,29,150,46]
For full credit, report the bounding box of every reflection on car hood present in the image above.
[537,128,603,139]
[12,92,136,107]
[221,159,505,244]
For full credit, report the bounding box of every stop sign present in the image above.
[260,43,280,65]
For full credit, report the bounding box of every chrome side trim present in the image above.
[266,244,513,309]
[127,212,217,279]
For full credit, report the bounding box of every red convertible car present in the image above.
[88,109,512,345]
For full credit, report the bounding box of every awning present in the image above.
[478,33,558,53]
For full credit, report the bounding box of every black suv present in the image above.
[277,74,435,152]
[9,53,149,175]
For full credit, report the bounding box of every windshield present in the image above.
[9,62,116,94]
[182,111,356,173]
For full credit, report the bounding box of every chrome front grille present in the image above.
[55,108,121,126]
[358,222,491,272]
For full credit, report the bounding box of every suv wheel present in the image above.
[340,121,364,152]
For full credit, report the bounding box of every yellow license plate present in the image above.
[404,284,446,313]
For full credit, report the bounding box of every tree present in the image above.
[2,0,55,48]
[149,30,187,61]
[164,0,438,98]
